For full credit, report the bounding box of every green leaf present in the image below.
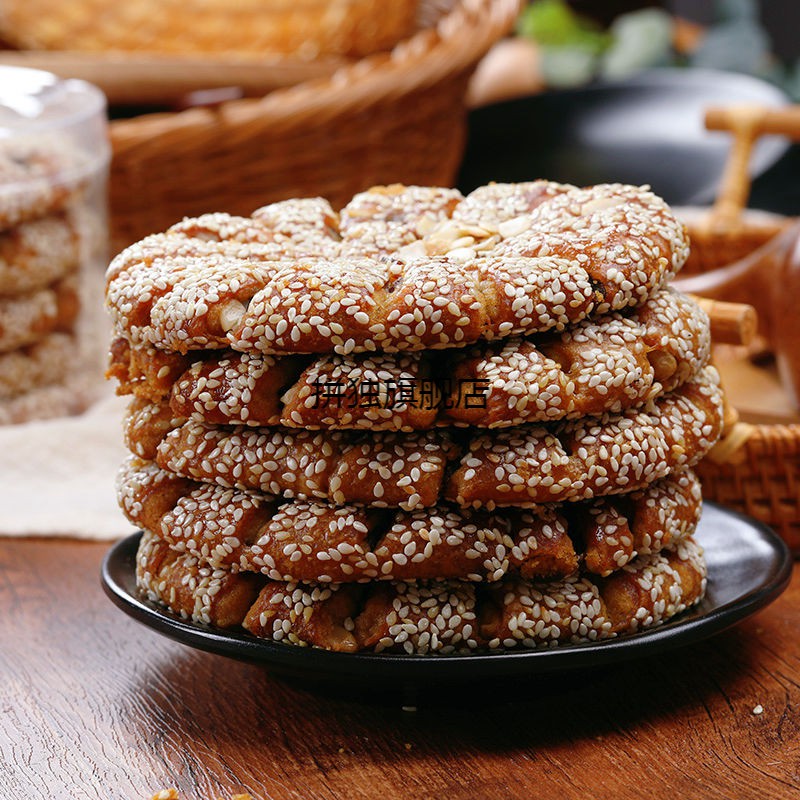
[517,0,609,55]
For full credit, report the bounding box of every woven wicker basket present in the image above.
[684,216,800,555]
[677,105,800,554]
[106,0,520,251]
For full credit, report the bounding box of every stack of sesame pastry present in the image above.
[107,181,722,654]
[0,140,97,424]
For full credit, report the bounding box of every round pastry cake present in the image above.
[106,182,690,354]
[106,181,720,654]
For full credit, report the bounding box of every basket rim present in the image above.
[678,205,796,225]
[110,0,521,146]
[740,422,800,443]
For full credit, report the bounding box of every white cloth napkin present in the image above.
[0,387,136,539]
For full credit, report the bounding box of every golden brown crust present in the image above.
[119,456,703,584]
[136,530,263,628]
[132,367,723,510]
[107,337,195,402]
[123,397,187,460]
[448,366,722,509]
[105,182,690,355]
[599,542,708,634]
[137,532,707,653]
[157,422,459,510]
[480,538,706,650]
[123,287,711,431]
[243,583,363,653]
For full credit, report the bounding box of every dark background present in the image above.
[569,0,800,61]
[509,1,800,215]
[670,0,800,213]
[669,0,800,62]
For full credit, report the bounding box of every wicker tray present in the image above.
[104,0,520,250]
[676,105,800,554]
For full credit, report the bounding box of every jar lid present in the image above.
[0,66,109,229]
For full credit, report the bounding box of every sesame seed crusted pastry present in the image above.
[105,181,689,355]
[110,286,710,431]
[119,455,702,583]
[135,529,264,628]
[244,580,363,652]
[450,364,722,509]
[582,468,702,576]
[135,531,706,653]
[0,332,77,400]
[124,397,187,461]
[0,274,80,354]
[0,139,89,230]
[127,366,723,510]
[479,537,707,651]
[0,213,80,296]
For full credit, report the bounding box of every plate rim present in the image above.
[100,502,793,681]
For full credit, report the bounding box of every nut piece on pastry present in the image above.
[106,182,690,354]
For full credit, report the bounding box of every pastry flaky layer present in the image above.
[105,181,690,356]
[135,528,707,653]
[120,453,703,584]
[122,366,723,511]
[108,286,711,431]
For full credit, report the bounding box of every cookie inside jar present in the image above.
[0,66,110,424]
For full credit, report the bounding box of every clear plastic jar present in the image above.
[0,66,109,424]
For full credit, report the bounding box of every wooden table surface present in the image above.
[2,536,798,800]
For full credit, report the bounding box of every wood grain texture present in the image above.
[0,538,798,800]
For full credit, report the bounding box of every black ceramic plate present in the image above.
[102,503,791,689]
[458,68,789,207]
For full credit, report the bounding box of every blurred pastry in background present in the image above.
[0,0,421,59]
[0,67,110,424]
